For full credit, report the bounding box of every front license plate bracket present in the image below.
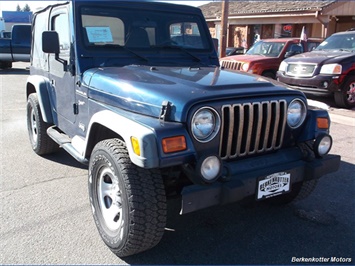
[257,172,291,200]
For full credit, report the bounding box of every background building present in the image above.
[199,0,355,49]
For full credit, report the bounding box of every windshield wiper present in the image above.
[339,48,354,52]
[247,52,265,56]
[101,44,149,62]
[154,41,202,62]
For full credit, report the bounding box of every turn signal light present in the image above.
[162,136,187,153]
[317,117,329,129]
[131,137,141,156]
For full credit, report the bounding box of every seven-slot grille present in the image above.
[220,60,242,70]
[219,100,287,159]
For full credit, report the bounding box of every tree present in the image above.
[22,4,31,12]
[15,3,32,12]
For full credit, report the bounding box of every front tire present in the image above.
[334,77,355,109]
[27,93,58,155]
[88,139,167,257]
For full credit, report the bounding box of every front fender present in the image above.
[85,110,160,168]
[298,109,331,141]
[26,75,55,124]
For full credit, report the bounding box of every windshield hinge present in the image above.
[160,100,172,121]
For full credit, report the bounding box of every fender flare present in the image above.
[83,110,160,169]
[26,75,54,124]
[299,109,330,141]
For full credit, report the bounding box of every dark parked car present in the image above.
[277,30,355,108]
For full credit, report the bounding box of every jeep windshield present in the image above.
[315,32,355,51]
[78,6,213,66]
[246,41,285,57]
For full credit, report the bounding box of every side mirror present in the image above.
[42,31,60,54]
[42,31,69,72]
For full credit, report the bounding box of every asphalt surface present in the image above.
[0,62,354,265]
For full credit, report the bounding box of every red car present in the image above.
[220,38,322,79]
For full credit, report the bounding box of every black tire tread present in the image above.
[27,93,58,155]
[90,139,167,257]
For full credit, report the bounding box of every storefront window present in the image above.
[281,24,293,37]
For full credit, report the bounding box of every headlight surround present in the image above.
[287,99,307,128]
[279,61,288,72]
[320,63,342,75]
[191,107,220,142]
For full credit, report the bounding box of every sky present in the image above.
[0,0,211,14]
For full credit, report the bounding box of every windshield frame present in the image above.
[77,5,212,55]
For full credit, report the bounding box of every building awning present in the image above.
[199,0,337,20]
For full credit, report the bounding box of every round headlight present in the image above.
[314,134,332,157]
[200,156,221,182]
[241,62,250,72]
[191,107,220,142]
[287,99,307,128]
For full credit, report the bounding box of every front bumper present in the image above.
[276,72,341,95]
[180,147,340,214]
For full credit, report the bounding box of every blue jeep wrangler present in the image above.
[26,0,340,257]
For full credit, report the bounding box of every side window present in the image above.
[32,11,48,70]
[53,13,70,57]
[307,42,318,51]
[287,44,303,54]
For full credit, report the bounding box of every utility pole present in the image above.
[219,0,229,58]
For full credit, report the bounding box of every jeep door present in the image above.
[48,8,77,127]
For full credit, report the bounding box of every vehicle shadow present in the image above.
[306,94,337,108]
[0,67,30,75]
[122,160,354,265]
[42,149,88,170]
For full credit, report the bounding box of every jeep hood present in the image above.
[82,65,300,122]
[284,50,354,64]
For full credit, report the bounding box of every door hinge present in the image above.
[160,100,172,121]
[73,103,79,114]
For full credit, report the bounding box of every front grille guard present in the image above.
[219,100,287,160]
